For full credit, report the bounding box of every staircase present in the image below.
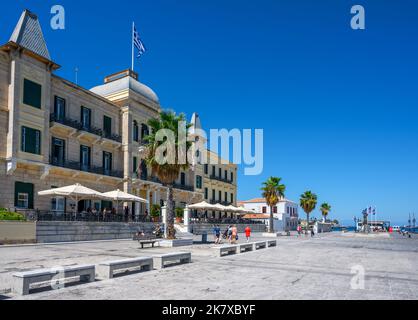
[174,223,194,239]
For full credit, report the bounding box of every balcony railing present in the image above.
[173,183,195,192]
[209,175,234,184]
[50,157,123,178]
[50,113,122,143]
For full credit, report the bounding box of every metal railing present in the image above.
[15,209,158,223]
[50,113,122,143]
[50,157,123,178]
[190,218,266,225]
[209,175,234,184]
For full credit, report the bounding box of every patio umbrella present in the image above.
[188,201,216,210]
[101,189,148,203]
[38,183,111,218]
[101,189,148,215]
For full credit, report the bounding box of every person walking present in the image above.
[213,225,221,244]
[227,225,233,244]
[245,225,252,242]
[231,225,238,244]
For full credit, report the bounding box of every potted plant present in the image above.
[150,204,161,222]
[175,207,184,223]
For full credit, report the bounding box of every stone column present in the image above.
[146,189,151,213]
[184,206,191,232]
[161,205,167,238]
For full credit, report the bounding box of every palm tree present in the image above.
[320,203,331,222]
[144,111,192,239]
[300,191,317,234]
[261,177,286,233]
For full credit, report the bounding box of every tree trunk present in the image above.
[166,185,176,239]
[269,205,274,233]
[306,213,310,234]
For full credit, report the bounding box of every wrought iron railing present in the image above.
[50,157,123,178]
[50,113,122,143]
[15,209,157,223]
[209,175,234,184]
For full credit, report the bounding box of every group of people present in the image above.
[213,225,252,244]
[296,224,315,237]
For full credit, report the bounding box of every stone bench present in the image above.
[239,243,254,253]
[12,264,95,296]
[214,245,239,257]
[153,252,192,269]
[96,257,153,279]
[267,240,278,247]
[139,240,159,249]
[253,241,267,250]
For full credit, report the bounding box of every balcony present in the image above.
[173,183,195,192]
[50,157,123,179]
[209,175,234,184]
[50,113,122,143]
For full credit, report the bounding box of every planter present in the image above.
[152,217,160,223]
[176,217,183,223]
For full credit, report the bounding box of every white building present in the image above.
[238,198,299,231]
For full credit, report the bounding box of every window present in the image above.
[273,206,278,213]
[225,170,228,180]
[14,182,34,209]
[204,188,208,199]
[181,172,186,186]
[103,152,112,173]
[23,79,42,109]
[225,192,228,203]
[51,196,65,213]
[140,160,148,180]
[80,106,91,129]
[141,124,149,141]
[212,166,215,176]
[54,96,66,121]
[218,168,222,178]
[204,164,208,175]
[103,116,112,138]
[196,175,202,189]
[133,120,139,142]
[262,206,267,213]
[80,145,91,171]
[218,191,222,202]
[51,137,65,165]
[21,126,41,155]
[212,189,215,201]
[231,172,234,182]
[230,193,234,203]
[133,157,138,174]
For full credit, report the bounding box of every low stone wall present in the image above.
[0,221,37,244]
[36,222,157,243]
[190,223,266,235]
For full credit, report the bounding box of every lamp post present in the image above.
[354,216,357,232]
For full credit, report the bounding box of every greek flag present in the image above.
[372,207,376,216]
[133,25,146,58]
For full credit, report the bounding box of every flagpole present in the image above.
[131,21,135,72]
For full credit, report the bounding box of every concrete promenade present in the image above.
[0,232,417,300]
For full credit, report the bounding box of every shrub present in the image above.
[0,210,26,221]
[175,207,184,218]
[150,204,161,218]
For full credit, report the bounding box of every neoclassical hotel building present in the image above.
[0,10,237,218]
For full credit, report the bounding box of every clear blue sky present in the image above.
[1,0,418,225]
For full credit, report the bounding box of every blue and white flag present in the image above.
[133,25,146,58]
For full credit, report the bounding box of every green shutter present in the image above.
[14,182,34,209]
[104,116,112,136]
[23,79,42,109]
[21,126,41,155]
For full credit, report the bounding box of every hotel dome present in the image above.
[90,69,160,105]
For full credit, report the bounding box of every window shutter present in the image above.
[23,79,42,109]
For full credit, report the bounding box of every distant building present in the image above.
[238,198,299,231]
